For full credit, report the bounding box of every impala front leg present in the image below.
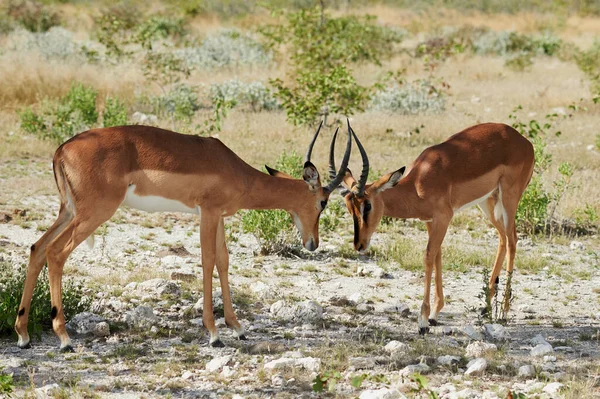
[216,218,245,340]
[200,211,223,347]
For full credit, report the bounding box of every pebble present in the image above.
[483,324,510,341]
[465,358,487,376]
[399,363,430,376]
[271,373,286,387]
[518,365,536,378]
[438,355,461,366]
[359,388,405,399]
[384,341,409,354]
[462,325,484,341]
[465,341,497,358]
[206,355,233,372]
[531,343,554,357]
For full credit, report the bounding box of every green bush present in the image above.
[0,367,14,397]
[19,83,98,143]
[6,0,61,33]
[103,97,128,127]
[241,151,303,254]
[0,261,92,339]
[148,83,200,121]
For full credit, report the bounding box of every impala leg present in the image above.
[15,207,73,348]
[419,217,449,334]
[200,212,223,347]
[46,213,113,351]
[215,218,245,340]
[500,183,521,316]
[429,248,444,325]
[479,195,507,299]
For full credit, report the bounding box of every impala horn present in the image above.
[304,120,323,164]
[350,123,370,197]
[323,122,352,193]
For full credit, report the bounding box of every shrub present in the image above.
[134,15,187,50]
[8,27,80,60]
[209,79,279,111]
[176,29,272,69]
[149,83,200,121]
[0,367,14,397]
[19,83,98,143]
[574,41,600,95]
[0,261,92,339]
[369,80,446,114]
[6,0,61,33]
[241,151,303,255]
[103,97,128,127]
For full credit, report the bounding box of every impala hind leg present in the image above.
[15,206,73,348]
[419,217,450,334]
[479,193,508,300]
[429,247,444,326]
[46,211,117,351]
[215,218,245,340]
[499,182,521,315]
[200,212,223,347]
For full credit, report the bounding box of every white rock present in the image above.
[543,382,564,395]
[569,240,585,250]
[205,355,232,372]
[296,357,321,372]
[530,334,549,346]
[483,324,510,341]
[94,321,110,337]
[384,341,408,354]
[518,304,535,313]
[221,365,235,378]
[465,341,497,358]
[383,302,410,316]
[531,343,554,357]
[271,373,287,387]
[543,355,557,362]
[270,300,323,324]
[66,312,108,336]
[462,325,484,341]
[359,388,405,399]
[134,278,180,296]
[447,388,481,399]
[438,355,460,366]
[465,358,487,376]
[182,371,193,380]
[35,383,60,397]
[263,357,297,371]
[518,365,536,378]
[348,292,365,305]
[399,363,430,376]
[587,144,596,151]
[124,305,158,328]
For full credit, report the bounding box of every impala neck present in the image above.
[381,178,425,219]
[242,169,309,212]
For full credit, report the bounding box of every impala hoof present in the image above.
[428,319,439,326]
[18,342,31,350]
[60,345,74,353]
[418,327,430,336]
[210,339,225,348]
[238,334,247,341]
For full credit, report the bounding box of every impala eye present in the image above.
[364,202,372,213]
[320,200,328,210]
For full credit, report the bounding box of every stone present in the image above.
[383,302,410,317]
[35,383,60,397]
[356,303,374,313]
[221,366,235,378]
[442,326,454,335]
[518,304,535,313]
[518,365,536,378]
[531,343,554,357]
[66,312,109,337]
[465,358,487,376]
[124,305,158,328]
[132,112,158,125]
[465,342,497,358]
[127,279,181,297]
[543,355,557,362]
[569,240,585,250]
[271,373,286,387]
[462,325,484,341]
[438,355,460,366]
[349,357,377,369]
[170,272,196,282]
[348,292,365,305]
[399,363,430,376]
[543,382,564,395]
[384,341,409,354]
[264,357,296,371]
[270,300,323,324]
[182,371,193,380]
[206,355,233,372]
[542,362,556,372]
[359,388,405,399]
[296,357,321,372]
[530,334,549,346]
[483,324,510,341]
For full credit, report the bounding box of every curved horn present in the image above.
[328,127,340,182]
[304,120,323,164]
[351,124,369,197]
[324,122,352,193]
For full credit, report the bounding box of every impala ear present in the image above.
[265,165,293,179]
[302,161,321,191]
[342,168,357,194]
[370,167,405,194]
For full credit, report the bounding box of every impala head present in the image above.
[265,121,352,251]
[340,123,405,253]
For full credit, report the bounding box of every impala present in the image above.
[338,122,534,334]
[15,122,351,350]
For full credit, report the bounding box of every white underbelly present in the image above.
[121,185,199,214]
[454,189,495,213]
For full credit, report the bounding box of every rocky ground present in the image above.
[0,194,599,399]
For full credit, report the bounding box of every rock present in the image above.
[271,373,286,387]
[483,324,510,341]
[221,365,235,378]
[542,362,556,372]
[349,357,377,370]
[465,358,487,376]
[263,357,320,372]
[356,303,374,313]
[357,265,389,278]
[206,355,233,372]
[399,363,430,376]
[124,306,158,328]
[182,371,193,380]
[348,292,365,305]
[66,312,109,336]
[35,383,60,397]
[250,281,270,296]
[518,365,536,378]
[543,355,557,362]
[442,326,454,335]
[170,271,196,282]
[359,388,404,399]
[295,357,321,372]
[194,292,225,314]
[530,334,549,346]
[384,341,409,354]
[437,355,460,366]
[465,341,497,358]
[383,302,410,317]
[531,343,554,357]
[132,112,158,125]
[518,304,535,313]
[126,279,180,298]
[462,325,484,341]
[569,240,585,250]
[543,382,564,395]
[270,300,323,324]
